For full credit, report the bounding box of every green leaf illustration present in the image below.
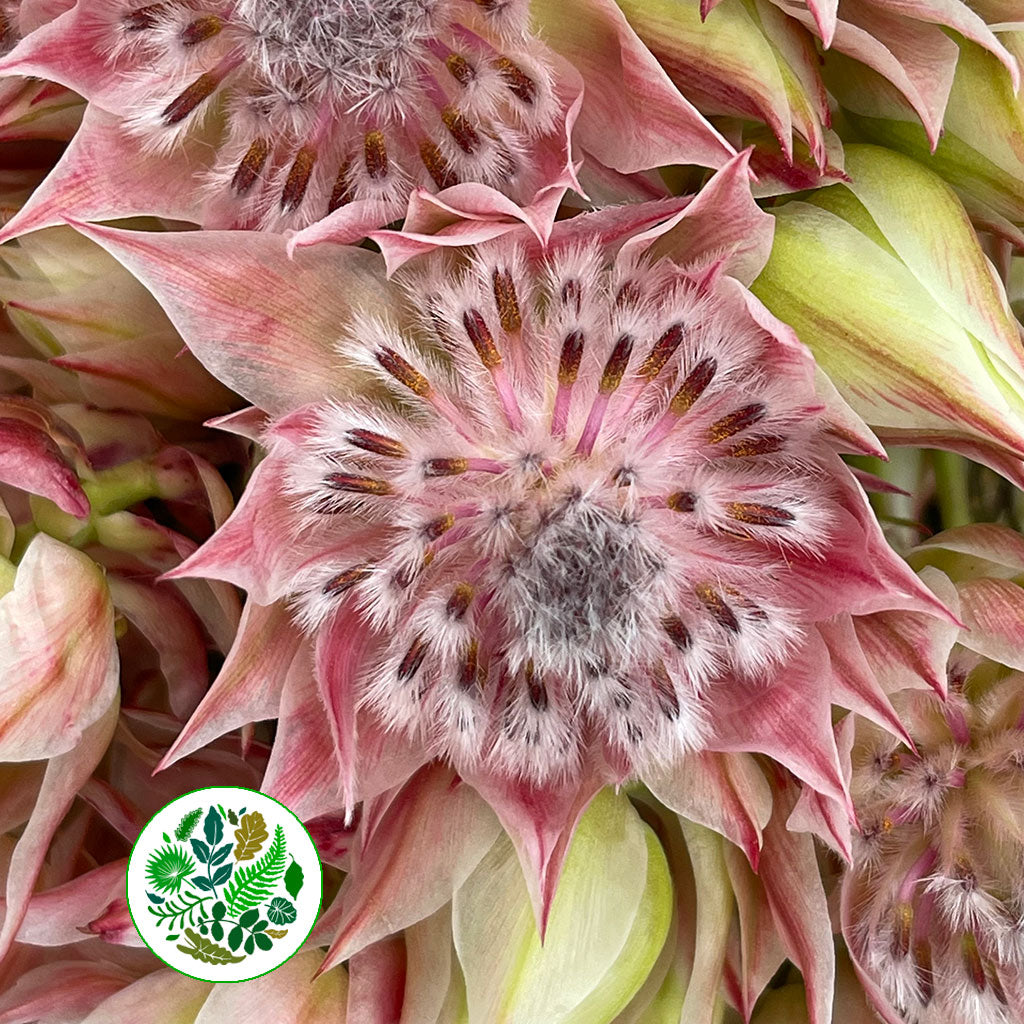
[233,812,268,862]
[190,839,211,863]
[223,825,286,917]
[266,897,296,925]
[204,806,224,847]
[147,891,210,930]
[244,934,255,955]
[254,932,273,951]
[176,927,245,965]
[210,842,233,866]
[210,920,224,942]
[211,863,234,886]
[238,908,259,929]
[227,925,243,952]
[265,928,288,939]
[174,808,203,842]
[211,901,226,920]
[145,844,196,895]
[227,809,238,825]
[284,858,304,900]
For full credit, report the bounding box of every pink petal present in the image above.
[71,970,210,1024]
[318,765,500,972]
[645,751,772,868]
[0,416,88,517]
[345,938,406,1024]
[158,599,300,770]
[0,534,117,761]
[913,521,1024,574]
[535,0,736,173]
[70,220,393,414]
[0,960,136,1024]
[954,576,1024,671]
[0,698,118,961]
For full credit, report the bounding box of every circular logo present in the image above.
[127,787,322,983]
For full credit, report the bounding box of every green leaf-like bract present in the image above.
[176,927,245,964]
[174,808,203,842]
[284,858,304,900]
[223,825,286,917]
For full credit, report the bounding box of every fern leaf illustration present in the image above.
[174,807,203,841]
[223,825,286,917]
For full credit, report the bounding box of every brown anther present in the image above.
[561,279,581,315]
[558,330,584,387]
[398,635,428,681]
[458,640,480,690]
[424,457,469,477]
[891,902,913,959]
[445,53,475,85]
[637,323,685,380]
[626,721,644,744]
[707,403,767,444]
[447,582,474,619]
[161,72,219,125]
[492,268,522,333]
[726,502,795,527]
[441,105,480,154]
[496,56,536,104]
[666,491,696,513]
[363,130,388,181]
[599,334,634,393]
[375,347,431,396]
[473,0,502,8]
[526,667,547,711]
[962,932,986,992]
[696,584,740,633]
[322,564,372,596]
[913,942,934,1005]
[615,280,642,308]
[418,140,457,190]
[727,434,785,458]
[280,146,317,211]
[669,356,717,415]
[988,962,1008,1005]
[180,14,222,45]
[324,473,392,496]
[328,159,354,213]
[345,428,407,458]
[231,138,269,195]
[422,512,455,541]
[650,663,681,720]
[662,615,691,650]
[463,309,502,368]
[123,4,164,30]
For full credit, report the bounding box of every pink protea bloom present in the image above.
[844,663,1024,1024]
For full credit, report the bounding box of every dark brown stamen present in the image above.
[123,4,164,30]
[626,721,644,744]
[913,943,934,1005]
[492,268,522,333]
[696,584,740,633]
[447,582,474,620]
[615,280,642,308]
[422,512,455,540]
[637,323,685,380]
[707,403,767,444]
[398,635,428,681]
[558,330,584,387]
[669,356,717,415]
[445,53,475,85]
[419,140,457,190]
[180,14,222,45]
[231,138,269,195]
[496,56,536,104]
[375,347,431,396]
[962,933,986,992]
[651,663,680,720]
[666,491,696,513]
[328,159,354,213]
[988,961,1008,1005]
[364,130,388,180]
[281,146,316,211]
[890,902,913,960]
[661,615,691,650]
[441,106,480,154]
[161,72,219,125]
[599,334,634,393]
[424,457,469,477]
[727,434,785,458]
[727,502,795,527]
[346,428,407,458]
[463,309,502,368]
[324,473,392,495]
[458,640,480,690]
[526,665,547,711]
[322,564,372,596]
[561,279,581,315]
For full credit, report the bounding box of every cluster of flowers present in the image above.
[1,0,1024,1021]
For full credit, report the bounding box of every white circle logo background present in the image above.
[127,786,322,983]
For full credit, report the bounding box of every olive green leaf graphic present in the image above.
[174,808,203,842]
[266,897,296,925]
[223,825,286,916]
[176,927,246,965]
[284,857,304,900]
[233,811,268,861]
[265,928,288,939]
[145,845,196,895]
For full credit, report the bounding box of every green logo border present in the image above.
[126,785,323,984]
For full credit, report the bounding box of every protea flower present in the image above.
[70,156,950,939]
[0,0,735,242]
